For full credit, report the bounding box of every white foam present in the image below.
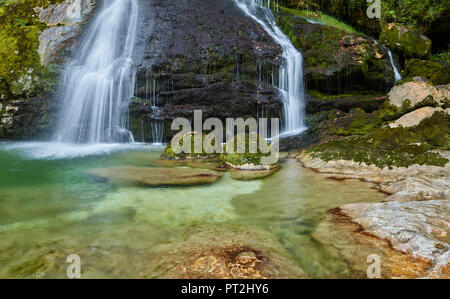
[0,142,164,160]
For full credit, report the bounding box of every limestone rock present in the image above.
[38,0,94,26]
[86,166,223,186]
[388,107,449,128]
[387,81,449,108]
[339,200,450,278]
[312,208,445,279]
[37,0,96,66]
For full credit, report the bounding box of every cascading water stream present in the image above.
[387,49,402,84]
[234,0,306,137]
[373,39,402,84]
[55,0,138,144]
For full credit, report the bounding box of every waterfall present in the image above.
[387,49,402,84]
[55,0,138,144]
[234,0,306,136]
[373,39,402,84]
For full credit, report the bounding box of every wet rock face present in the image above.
[37,0,96,66]
[130,0,283,143]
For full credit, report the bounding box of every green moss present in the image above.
[404,59,450,85]
[276,6,360,34]
[309,111,450,168]
[379,24,431,59]
[0,0,63,98]
[161,131,220,160]
[220,132,276,166]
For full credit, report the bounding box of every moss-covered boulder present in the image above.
[308,111,449,169]
[404,59,450,85]
[221,132,278,170]
[274,9,394,93]
[161,131,221,161]
[379,23,431,59]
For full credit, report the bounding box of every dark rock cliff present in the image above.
[129,0,284,142]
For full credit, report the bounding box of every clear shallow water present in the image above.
[0,142,385,278]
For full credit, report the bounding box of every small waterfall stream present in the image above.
[387,49,402,83]
[234,0,306,136]
[55,0,138,143]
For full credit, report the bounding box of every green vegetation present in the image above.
[161,132,220,160]
[0,0,61,98]
[379,24,431,59]
[220,132,275,166]
[404,59,450,85]
[276,6,360,34]
[309,111,449,168]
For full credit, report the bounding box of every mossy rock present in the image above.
[161,131,221,161]
[0,0,64,99]
[220,132,278,169]
[309,111,449,168]
[379,23,431,59]
[404,59,450,85]
[274,9,393,92]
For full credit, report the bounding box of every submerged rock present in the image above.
[337,200,450,278]
[86,166,223,186]
[144,224,307,279]
[312,207,444,279]
[229,167,279,181]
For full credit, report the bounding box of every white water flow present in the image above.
[234,0,306,137]
[373,39,402,84]
[387,49,402,83]
[56,0,138,143]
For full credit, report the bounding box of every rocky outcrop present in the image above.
[129,0,283,143]
[337,200,449,278]
[298,150,450,201]
[274,10,394,93]
[37,0,96,66]
[0,0,96,140]
[299,150,450,278]
[387,81,449,109]
[380,23,432,59]
[388,107,450,128]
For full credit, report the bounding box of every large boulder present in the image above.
[379,23,432,59]
[389,107,449,128]
[274,11,394,93]
[387,81,450,109]
[404,59,450,85]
